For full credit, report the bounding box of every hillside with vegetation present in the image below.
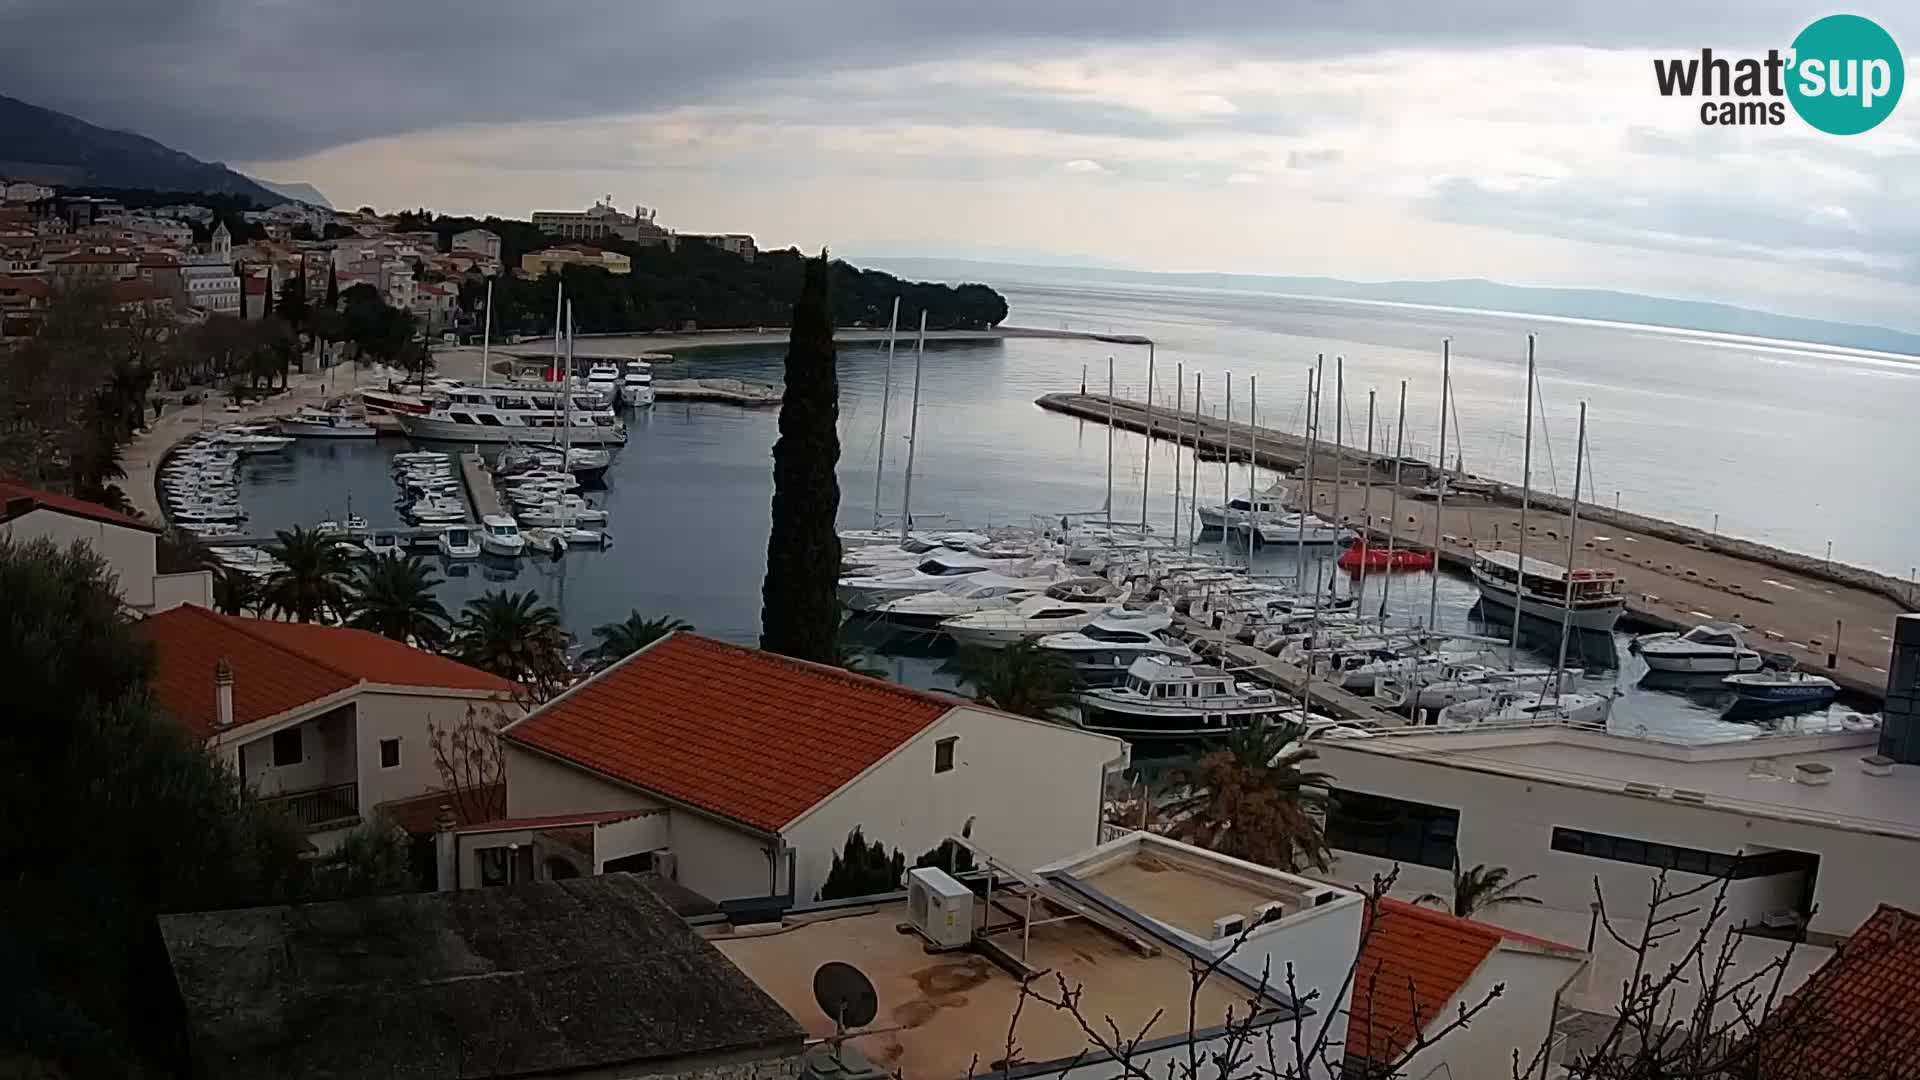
[388,210,1009,334]
[0,93,278,203]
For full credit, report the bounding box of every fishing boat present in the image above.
[478,514,527,558]
[280,404,376,438]
[1038,605,1193,687]
[1722,670,1839,714]
[1076,654,1339,742]
[436,525,480,559]
[1631,622,1764,674]
[1337,543,1435,572]
[1470,550,1626,632]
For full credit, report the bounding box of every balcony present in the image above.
[263,781,360,833]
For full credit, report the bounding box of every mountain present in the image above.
[250,178,332,208]
[863,257,1920,357]
[0,93,278,205]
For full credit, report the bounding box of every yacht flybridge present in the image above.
[396,384,626,445]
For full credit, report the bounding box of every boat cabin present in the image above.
[1118,656,1277,706]
[1473,550,1624,605]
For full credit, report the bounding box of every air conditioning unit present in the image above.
[905,866,975,949]
[1211,914,1247,940]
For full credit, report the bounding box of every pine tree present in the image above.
[759,252,842,663]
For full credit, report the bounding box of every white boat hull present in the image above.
[280,420,376,438]
[622,385,656,407]
[1472,575,1624,632]
[396,414,626,445]
[1238,521,1352,546]
[479,538,526,557]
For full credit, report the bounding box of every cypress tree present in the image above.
[262,270,274,317]
[324,261,339,309]
[759,253,842,663]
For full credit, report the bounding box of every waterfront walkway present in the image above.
[1046,392,1909,702]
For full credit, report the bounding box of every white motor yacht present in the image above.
[940,588,1130,647]
[1632,622,1763,674]
[1196,488,1294,530]
[1235,513,1354,546]
[362,531,405,559]
[874,572,1091,627]
[621,360,656,407]
[1038,605,1193,687]
[396,384,626,445]
[1471,550,1626,632]
[1077,654,1344,743]
[1435,690,1616,728]
[516,501,610,528]
[1376,663,1577,713]
[837,554,1049,611]
[280,405,376,438]
[205,429,295,454]
[208,546,285,577]
[437,525,481,559]
[478,514,527,557]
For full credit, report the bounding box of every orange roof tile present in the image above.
[505,633,956,833]
[1753,904,1920,1078]
[1346,899,1504,1062]
[376,784,505,834]
[0,477,155,531]
[137,606,515,739]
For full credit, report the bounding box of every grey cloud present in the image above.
[0,0,1844,161]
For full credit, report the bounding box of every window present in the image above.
[272,728,303,767]
[1550,827,1814,879]
[379,738,400,769]
[1325,788,1459,869]
[934,737,957,774]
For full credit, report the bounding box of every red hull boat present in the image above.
[1338,544,1435,572]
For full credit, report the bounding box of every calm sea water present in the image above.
[232,282,1910,739]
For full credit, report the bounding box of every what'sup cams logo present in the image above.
[1654,14,1903,133]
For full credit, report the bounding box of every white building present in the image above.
[532,200,672,246]
[181,222,240,314]
[136,606,521,852]
[451,228,500,261]
[0,480,210,613]
[485,631,1131,905]
[3,181,54,202]
[681,232,757,260]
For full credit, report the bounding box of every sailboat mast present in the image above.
[1427,339,1451,631]
[1380,381,1407,624]
[1332,358,1345,602]
[1510,333,1536,666]
[1188,369,1201,560]
[1105,357,1116,522]
[897,310,927,543]
[1296,357,1321,581]
[872,297,900,530]
[1552,403,1589,700]
[1172,363,1184,551]
[1356,390,1375,611]
[480,278,493,389]
[1246,375,1258,565]
[1221,373,1232,556]
[551,279,564,384]
[1139,345,1155,533]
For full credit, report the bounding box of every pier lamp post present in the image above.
[1092,333,1155,532]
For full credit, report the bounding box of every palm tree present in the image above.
[210,565,260,616]
[347,553,449,648]
[937,640,1080,720]
[586,612,691,669]
[262,526,351,623]
[451,589,571,697]
[1416,859,1543,919]
[1167,717,1333,872]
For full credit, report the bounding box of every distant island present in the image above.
[867,258,1920,358]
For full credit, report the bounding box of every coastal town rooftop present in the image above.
[709,834,1359,1080]
[1327,723,1920,838]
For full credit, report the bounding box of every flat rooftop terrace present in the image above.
[1328,726,1920,839]
[709,898,1275,1080]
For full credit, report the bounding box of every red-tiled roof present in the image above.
[505,633,956,833]
[375,783,505,834]
[109,279,171,305]
[0,477,155,531]
[0,276,51,301]
[1346,899,1504,1062]
[50,250,136,264]
[137,606,515,739]
[1754,904,1920,1078]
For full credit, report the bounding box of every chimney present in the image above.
[214,658,234,729]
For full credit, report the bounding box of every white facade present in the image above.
[452,229,501,261]
[4,181,54,202]
[183,223,239,314]
[501,703,1129,904]
[0,505,209,613]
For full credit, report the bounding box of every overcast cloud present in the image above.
[3,0,1914,326]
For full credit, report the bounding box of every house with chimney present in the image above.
[135,606,519,851]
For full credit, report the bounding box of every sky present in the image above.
[3,1,1917,327]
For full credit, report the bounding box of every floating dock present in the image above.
[458,452,502,520]
[1178,621,1409,728]
[654,378,781,407]
[1041,391,1908,703]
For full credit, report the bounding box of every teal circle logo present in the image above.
[1787,14,1903,135]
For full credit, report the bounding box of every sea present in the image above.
[228,281,1918,745]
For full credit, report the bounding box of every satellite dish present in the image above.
[813,961,879,1030]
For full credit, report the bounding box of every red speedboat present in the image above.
[1338,543,1435,572]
